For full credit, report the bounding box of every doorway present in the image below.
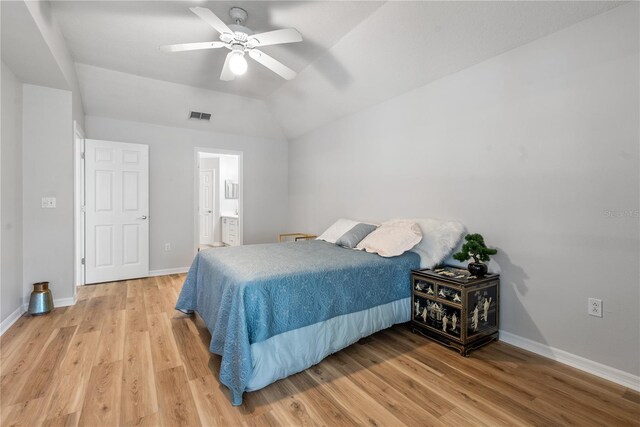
[194,148,242,254]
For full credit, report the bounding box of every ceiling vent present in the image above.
[189,111,212,121]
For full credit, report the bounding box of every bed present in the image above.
[176,239,420,405]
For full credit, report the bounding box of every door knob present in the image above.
[137,215,148,220]
[208,210,213,213]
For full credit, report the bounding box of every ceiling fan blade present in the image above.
[248,28,302,47]
[220,51,235,81]
[160,41,226,53]
[190,7,233,35]
[249,49,296,80]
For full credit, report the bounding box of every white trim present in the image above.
[0,305,27,336]
[500,330,640,392]
[54,297,77,308]
[193,147,243,258]
[148,267,190,277]
[73,121,86,289]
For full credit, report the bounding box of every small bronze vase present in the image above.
[468,262,488,278]
[28,282,54,315]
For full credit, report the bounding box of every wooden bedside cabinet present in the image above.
[411,266,500,356]
[278,233,317,242]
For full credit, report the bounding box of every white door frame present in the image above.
[73,121,85,290]
[193,147,243,257]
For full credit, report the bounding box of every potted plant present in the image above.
[452,233,497,277]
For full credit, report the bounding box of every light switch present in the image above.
[41,197,57,208]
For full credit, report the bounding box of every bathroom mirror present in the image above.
[225,180,239,199]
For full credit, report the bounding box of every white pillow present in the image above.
[356,219,422,257]
[316,218,361,244]
[405,218,466,269]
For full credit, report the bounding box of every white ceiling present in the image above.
[76,63,285,139]
[265,1,624,138]
[52,1,384,99]
[48,0,624,139]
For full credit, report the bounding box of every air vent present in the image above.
[189,111,212,121]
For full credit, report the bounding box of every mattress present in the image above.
[175,239,420,405]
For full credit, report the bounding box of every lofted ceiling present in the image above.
[48,0,624,139]
[75,63,285,139]
[52,1,384,99]
[265,0,625,138]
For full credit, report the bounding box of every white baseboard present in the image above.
[500,330,640,392]
[0,305,27,336]
[148,267,189,277]
[54,297,77,308]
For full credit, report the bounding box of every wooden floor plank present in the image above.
[330,350,444,426]
[78,360,124,427]
[304,362,408,427]
[1,274,638,427]
[77,296,111,334]
[2,395,52,427]
[45,331,101,419]
[0,315,34,360]
[171,317,211,380]
[58,299,89,328]
[122,411,160,427]
[94,309,126,366]
[286,370,361,427]
[189,374,245,427]
[156,366,201,427]
[142,281,164,315]
[246,375,322,427]
[1,309,67,375]
[120,331,158,424]
[147,312,182,372]
[125,303,148,334]
[42,411,80,427]
[14,325,77,403]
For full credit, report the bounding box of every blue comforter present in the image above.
[176,240,420,404]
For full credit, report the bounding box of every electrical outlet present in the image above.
[164,243,171,251]
[41,197,57,208]
[588,298,602,317]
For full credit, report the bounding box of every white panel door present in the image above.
[85,139,149,283]
[199,170,215,245]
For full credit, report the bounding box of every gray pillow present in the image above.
[336,223,378,249]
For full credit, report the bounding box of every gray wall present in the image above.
[22,0,85,130]
[85,116,289,271]
[21,84,74,303]
[1,61,24,324]
[2,0,85,318]
[288,5,639,376]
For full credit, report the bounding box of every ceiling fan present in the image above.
[160,7,302,81]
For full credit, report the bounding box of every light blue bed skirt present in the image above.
[247,297,410,391]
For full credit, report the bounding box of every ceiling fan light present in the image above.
[229,52,247,75]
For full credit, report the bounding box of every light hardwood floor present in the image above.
[1,274,638,426]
